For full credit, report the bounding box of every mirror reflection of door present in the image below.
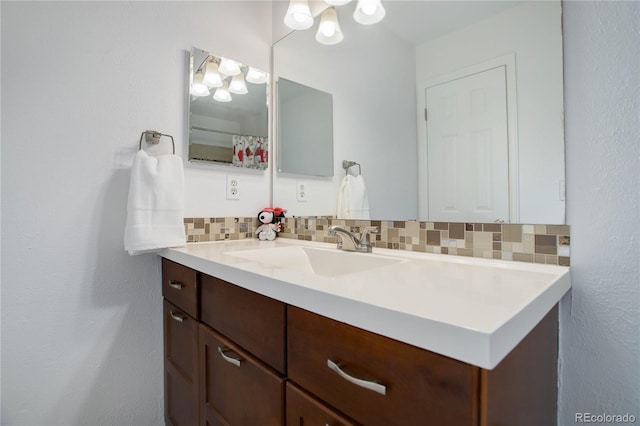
[426,66,509,222]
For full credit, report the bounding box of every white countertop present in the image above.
[161,238,571,369]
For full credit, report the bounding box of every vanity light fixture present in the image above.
[218,57,242,76]
[203,59,223,88]
[316,7,344,45]
[284,0,314,30]
[246,67,268,84]
[284,0,385,46]
[353,0,386,25]
[191,70,210,97]
[229,72,248,95]
[213,81,232,102]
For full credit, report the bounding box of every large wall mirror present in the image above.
[188,47,269,170]
[272,1,565,223]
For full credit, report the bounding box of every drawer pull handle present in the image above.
[168,280,184,290]
[218,346,242,367]
[169,311,185,323]
[327,359,386,396]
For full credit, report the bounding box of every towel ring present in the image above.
[139,130,175,155]
[342,160,361,175]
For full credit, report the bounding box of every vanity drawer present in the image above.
[286,382,358,426]
[162,259,198,319]
[163,300,198,383]
[287,306,479,426]
[200,274,286,374]
[199,324,285,426]
[163,300,198,426]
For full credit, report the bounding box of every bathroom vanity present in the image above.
[160,238,570,426]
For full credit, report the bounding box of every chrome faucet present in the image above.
[328,225,378,253]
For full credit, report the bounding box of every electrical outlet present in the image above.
[226,176,240,200]
[296,181,308,202]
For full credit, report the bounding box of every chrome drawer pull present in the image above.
[327,359,386,396]
[218,346,242,367]
[169,311,184,323]
[168,280,184,290]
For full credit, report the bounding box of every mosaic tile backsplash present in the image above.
[184,217,570,266]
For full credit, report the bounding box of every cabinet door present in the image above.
[286,382,358,426]
[288,307,479,426]
[201,274,286,374]
[199,324,285,426]
[163,300,198,426]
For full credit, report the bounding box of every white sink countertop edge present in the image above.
[160,238,571,370]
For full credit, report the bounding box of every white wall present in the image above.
[272,9,418,220]
[560,1,639,423]
[415,1,565,224]
[1,2,271,424]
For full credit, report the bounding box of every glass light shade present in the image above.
[218,57,242,76]
[191,70,210,97]
[213,81,232,102]
[203,60,223,88]
[325,0,352,5]
[229,72,248,94]
[315,7,344,45]
[353,0,385,25]
[284,0,314,30]
[246,67,268,84]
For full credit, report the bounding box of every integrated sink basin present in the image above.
[224,245,405,278]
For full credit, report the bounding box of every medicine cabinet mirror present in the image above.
[271,1,565,223]
[277,78,334,177]
[188,47,269,170]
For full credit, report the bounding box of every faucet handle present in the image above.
[361,226,378,236]
[359,226,378,249]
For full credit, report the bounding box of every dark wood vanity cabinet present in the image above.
[162,258,286,426]
[288,306,479,425]
[162,260,199,426]
[162,258,559,426]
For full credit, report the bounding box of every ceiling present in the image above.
[380,1,521,46]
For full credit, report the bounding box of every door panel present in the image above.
[426,66,509,222]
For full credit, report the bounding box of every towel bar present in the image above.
[139,130,175,155]
[342,160,361,175]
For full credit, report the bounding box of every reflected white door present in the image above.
[426,66,509,222]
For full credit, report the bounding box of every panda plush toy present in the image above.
[256,207,286,241]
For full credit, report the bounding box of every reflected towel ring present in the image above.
[342,160,361,175]
[139,130,175,155]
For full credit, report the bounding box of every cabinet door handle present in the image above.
[169,311,185,323]
[168,280,184,290]
[218,346,242,367]
[327,359,386,396]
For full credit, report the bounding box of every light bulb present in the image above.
[354,0,385,25]
[218,57,242,76]
[203,60,222,88]
[191,70,210,97]
[284,0,313,30]
[213,81,232,102]
[320,21,336,37]
[229,72,248,94]
[246,67,268,84]
[361,0,376,15]
[316,7,343,45]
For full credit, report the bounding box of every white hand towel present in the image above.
[124,150,186,255]
[336,175,370,220]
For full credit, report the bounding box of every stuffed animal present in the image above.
[256,207,287,241]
